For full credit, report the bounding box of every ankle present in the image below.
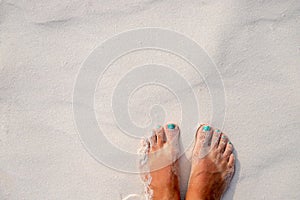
[151,185,180,200]
[153,192,180,200]
[186,185,222,200]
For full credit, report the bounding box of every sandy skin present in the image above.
[140,124,235,200]
[186,124,235,200]
[140,123,181,200]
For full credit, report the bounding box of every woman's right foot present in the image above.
[186,125,235,200]
[139,123,181,200]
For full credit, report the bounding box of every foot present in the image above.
[139,123,181,200]
[186,125,235,200]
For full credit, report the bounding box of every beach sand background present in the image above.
[1,0,300,199]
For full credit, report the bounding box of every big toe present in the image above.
[193,124,213,157]
[164,123,180,145]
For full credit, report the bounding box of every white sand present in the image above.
[1,0,300,199]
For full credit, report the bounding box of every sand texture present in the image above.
[1,0,300,199]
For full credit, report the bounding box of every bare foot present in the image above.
[186,125,235,200]
[139,123,181,200]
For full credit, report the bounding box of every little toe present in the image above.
[228,153,235,169]
[164,123,180,144]
[140,138,150,153]
[223,141,233,158]
[145,137,151,147]
[218,134,228,153]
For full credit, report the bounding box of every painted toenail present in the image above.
[229,141,232,145]
[222,135,226,139]
[167,124,175,129]
[156,125,161,129]
[215,129,220,133]
[203,125,211,131]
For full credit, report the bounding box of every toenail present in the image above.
[156,125,161,129]
[229,141,232,145]
[203,125,211,131]
[222,135,226,139]
[167,124,175,129]
[215,129,220,133]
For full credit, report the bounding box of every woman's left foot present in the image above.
[139,123,181,200]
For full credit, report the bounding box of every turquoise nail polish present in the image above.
[215,129,220,133]
[222,135,226,139]
[167,124,175,129]
[203,125,211,131]
[229,141,232,145]
[156,125,161,129]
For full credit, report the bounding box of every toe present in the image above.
[149,132,157,150]
[164,123,180,144]
[211,128,222,149]
[140,138,150,153]
[195,124,213,150]
[144,137,151,148]
[155,125,165,147]
[194,125,205,150]
[223,141,233,158]
[218,134,228,153]
[197,125,213,147]
[228,153,235,169]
